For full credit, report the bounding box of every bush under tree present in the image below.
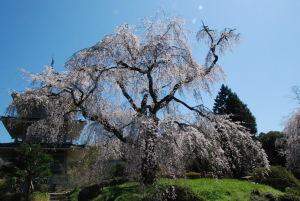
[252,166,300,191]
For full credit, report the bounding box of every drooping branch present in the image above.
[79,105,127,143]
[117,81,139,112]
[172,97,207,118]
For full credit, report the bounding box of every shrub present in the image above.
[278,194,300,201]
[38,184,49,193]
[0,192,26,201]
[110,163,126,177]
[77,177,128,201]
[252,166,300,191]
[78,184,102,201]
[286,187,300,196]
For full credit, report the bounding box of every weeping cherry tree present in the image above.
[7,16,268,184]
[283,110,300,176]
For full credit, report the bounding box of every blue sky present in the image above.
[0,0,299,142]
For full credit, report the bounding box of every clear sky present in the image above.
[0,0,299,142]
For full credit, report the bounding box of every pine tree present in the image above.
[0,143,53,195]
[213,84,257,134]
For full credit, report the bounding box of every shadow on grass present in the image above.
[98,185,142,201]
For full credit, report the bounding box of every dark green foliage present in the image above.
[185,157,212,175]
[78,177,128,201]
[0,192,27,201]
[278,187,300,201]
[258,131,286,166]
[213,84,257,134]
[286,188,300,197]
[252,166,300,191]
[249,192,300,201]
[78,184,102,201]
[0,143,53,194]
[278,194,300,201]
[110,163,126,177]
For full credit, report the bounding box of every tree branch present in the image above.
[117,81,139,112]
[79,105,127,143]
[172,97,206,118]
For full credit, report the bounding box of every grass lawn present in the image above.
[30,192,49,201]
[73,178,284,201]
[160,178,283,201]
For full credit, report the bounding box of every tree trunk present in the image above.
[140,132,158,185]
[25,174,34,201]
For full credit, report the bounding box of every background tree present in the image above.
[257,131,286,166]
[213,84,257,134]
[8,17,268,185]
[0,143,53,196]
[283,110,300,178]
[280,86,300,178]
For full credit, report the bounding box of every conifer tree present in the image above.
[213,84,257,134]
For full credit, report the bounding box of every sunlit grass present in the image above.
[30,192,49,201]
[71,178,284,201]
[159,178,284,201]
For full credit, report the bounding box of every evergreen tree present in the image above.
[257,131,286,166]
[213,84,257,134]
[0,143,53,196]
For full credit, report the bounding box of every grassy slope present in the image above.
[160,178,283,201]
[74,178,284,201]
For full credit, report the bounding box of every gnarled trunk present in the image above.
[140,131,158,185]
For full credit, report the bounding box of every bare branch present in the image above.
[117,81,139,112]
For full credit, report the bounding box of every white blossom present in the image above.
[7,16,268,184]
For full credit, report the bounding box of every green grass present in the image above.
[71,178,284,201]
[159,178,283,201]
[92,182,143,201]
[30,192,49,201]
[70,189,81,201]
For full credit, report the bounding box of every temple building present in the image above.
[0,94,86,191]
